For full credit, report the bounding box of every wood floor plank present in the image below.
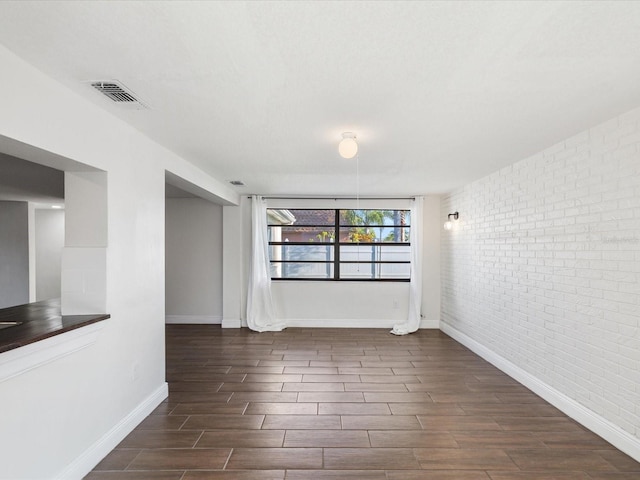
[487,473,590,480]
[388,403,466,415]
[135,415,187,430]
[182,471,285,480]
[92,449,141,471]
[262,414,341,430]
[181,414,265,430]
[127,448,231,470]
[170,403,248,415]
[245,402,318,415]
[414,448,519,470]
[282,382,345,392]
[195,430,285,448]
[85,472,184,480]
[285,470,386,479]
[386,471,490,480]
[297,392,364,403]
[225,448,323,469]
[417,415,502,431]
[342,415,422,430]
[318,402,391,415]
[117,430,201,449]
[505,449,618,471]
[368,430,458,448]
[323,447,421,469]
[284,430,370,447]
[344,382,409,392]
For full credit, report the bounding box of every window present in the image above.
[267,209,411,281]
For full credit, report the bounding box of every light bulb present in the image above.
[338,133,358,159]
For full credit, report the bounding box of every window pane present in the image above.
[269,226,335,243]
[339,226,410,243]
[340,262,410,280]
[267,209,335,226]
[270,262,334,279]
[269,244,334,262]
[340,244,410,262]
[339,209,410,227]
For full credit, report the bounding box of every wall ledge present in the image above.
[0,320,105,383]
[57,382,169,480]
[441,322,640,463]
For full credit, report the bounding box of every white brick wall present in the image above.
[441,107,640,445]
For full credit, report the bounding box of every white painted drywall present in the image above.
[441,107,640,459]
[0,201,29,308]
[420,195,441,324]
[27,202,36,302]
[61,171,108,315]
[64,171,107,248]
[225,196,441,328]
[34,208,64,301]
[0,44,238,479]
[0,152,64,202]
[222,202,243,328]
[165,198,223,323]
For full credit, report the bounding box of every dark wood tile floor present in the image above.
[85,325,640,480]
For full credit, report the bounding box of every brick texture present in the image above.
[441,107,640,440]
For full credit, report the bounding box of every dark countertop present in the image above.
[0,299,110,354]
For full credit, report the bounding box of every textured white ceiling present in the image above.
[1,1,639,196]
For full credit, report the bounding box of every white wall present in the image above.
[61,171,108,315]
[0,152,64,202]
[0,44,238,479]
[34,209,64,301]
[0,201,29,308]
[165,198,223,323]
[225,196,441,328]
[441,107,640,460]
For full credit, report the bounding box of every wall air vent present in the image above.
[88,80,148,109]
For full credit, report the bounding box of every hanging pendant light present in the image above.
[338,132,358,159]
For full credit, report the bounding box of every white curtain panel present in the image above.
[391,196,424,335]
[246,195,286,332]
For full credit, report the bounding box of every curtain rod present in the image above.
[259,196,416,201]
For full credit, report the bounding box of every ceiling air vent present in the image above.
[89,80,148,109]
[229,180,245,186]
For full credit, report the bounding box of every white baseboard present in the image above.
[56,382,169,480]
[440,322,640,463]
[283,318,440,329]
[165,315,222,324]
[420,318,440,329]
[218,318,441,329]
[222,317,242,328]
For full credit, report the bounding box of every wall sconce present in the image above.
[338,132,358,159]
[444,211,458,230]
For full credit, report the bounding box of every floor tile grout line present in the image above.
[178,416,190,431]
[191,430,205,448]
[122,448,144,472]
[221,447,233,470]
